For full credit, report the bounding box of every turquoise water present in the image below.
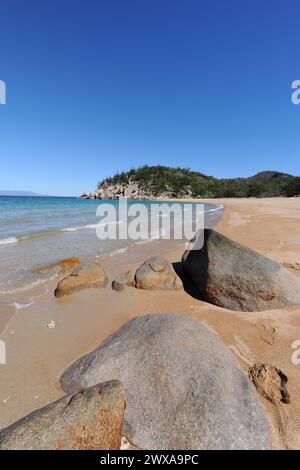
[0,196,223,303]
[0,196,108,242]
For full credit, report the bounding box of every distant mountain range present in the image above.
[81,166,300,199]
[0,190,49,196]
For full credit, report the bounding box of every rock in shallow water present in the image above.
[61,313,271,450]
[182,229,300,312]
[33,257,81,275]
[54,261,108,297]
[0,381,125,450]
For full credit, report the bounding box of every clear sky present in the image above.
[0,0,299,196]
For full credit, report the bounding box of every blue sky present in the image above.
[0,0,299,196]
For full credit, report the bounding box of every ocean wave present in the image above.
[99,220,123,226]
[208,204,224,212]
[62,221,123,232]
[61,224,97,232]
[0,275,57,295]
[12,300,34,310]
[0,236,18,246]
[135,239,155,245]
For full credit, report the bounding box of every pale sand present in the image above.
[1,197,300,449]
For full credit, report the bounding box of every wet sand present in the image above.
[1,197,300,449]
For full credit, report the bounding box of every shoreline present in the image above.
[0,199,222,308]
[0,197,300,449]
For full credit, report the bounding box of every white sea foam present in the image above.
[62,221,123,232]
[135,239,155,245]
[99,220,123,227]
[61,224,97,232]
[12,300,34,310]
[109,246,129,256]
[0,276,56,295]
[208,204,224,212]
[0,236,18,246]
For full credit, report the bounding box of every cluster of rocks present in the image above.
[60,313,272,450]
[8,228,300,449]
[80,181,193,200]
[52,256,182,298]
[50,228,300,310]
[80,181,194,200]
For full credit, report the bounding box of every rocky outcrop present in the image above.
[80,166,300,199]
[182,229,300,312]
[0,381,125,450]
[61,313,271,450]
[112,257,182,291]
[80,181,150,200]
[54,261,108,297]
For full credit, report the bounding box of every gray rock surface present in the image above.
[135,256,182,290]
[0,381,125,450]
[61,313,271,450]
[182,229,300,311]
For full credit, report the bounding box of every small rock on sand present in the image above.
[134,256,182,291]
[54,261,108,297]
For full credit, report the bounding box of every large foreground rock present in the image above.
[182,229,300,312]
[112,257,182,291]
[134,256,182,290]
[0,381,124,450]
[55,261,108,297]
[61,313,271,450]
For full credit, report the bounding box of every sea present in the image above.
[0,196,223,307]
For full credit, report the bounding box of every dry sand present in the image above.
[1,197,300,449]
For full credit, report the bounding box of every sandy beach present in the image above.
[1,197,300,449]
